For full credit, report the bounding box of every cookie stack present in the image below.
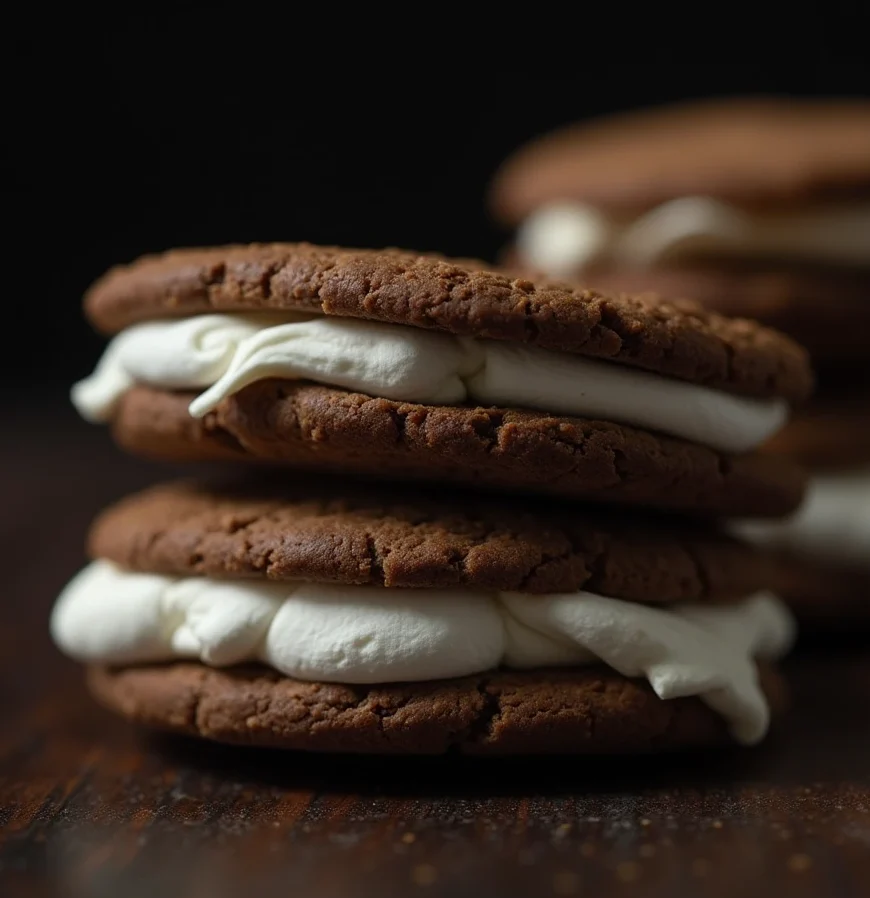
[52,245,812,753]
[491,98,870,633]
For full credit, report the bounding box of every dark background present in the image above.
[4,30,870,896]
[11,27,870,388]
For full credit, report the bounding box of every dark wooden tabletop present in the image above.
[2,391,868,898]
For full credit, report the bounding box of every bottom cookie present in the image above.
[87,664,788,755]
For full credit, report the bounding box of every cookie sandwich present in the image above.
[490,98,868,630]
[490,97,870,365]
[71,244,812,517]
[51,479,795,754]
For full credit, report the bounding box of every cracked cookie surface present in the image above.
[89,477,776,601]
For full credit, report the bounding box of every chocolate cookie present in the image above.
[88,478,776,602]
[109,384,807,518]
[87,663,788,755]
[490,97,870,223]
[84,243,811,402]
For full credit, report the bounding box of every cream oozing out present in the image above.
[71,313,787,454]
[51,560,796,745]
[516,198,870,277]
[735,470,870,568]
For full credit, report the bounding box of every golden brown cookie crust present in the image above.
[86,663,788,755]
[108,383,808,519]
[84,243,812,401]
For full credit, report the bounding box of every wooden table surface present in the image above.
[2,392,868,898]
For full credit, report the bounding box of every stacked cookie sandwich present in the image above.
[491,98,869,632]
[52,244,812,753]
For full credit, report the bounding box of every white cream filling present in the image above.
[517,198,870,277]
[71,313,787,454]
[51,560,796,745]
[735,470,870,569]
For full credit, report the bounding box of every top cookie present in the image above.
[490,97,870,223]
[88,477,775,602]
[84,243,812,402]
